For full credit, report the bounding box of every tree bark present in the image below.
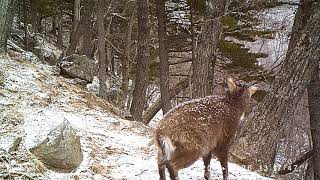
[287,0,313,51]
[121,5,135,109]
[191,0,228,98]
[57,4,63,50]
[97,0,107,99]
[308,65,320,179]
[66,0,81,56]
[23,0,30,51]
[73,0,80,35]
[0,0,15,53]
[130,0,150,122]
[156,0,171,114]
[79,0,94,57]
[234,2,320,174]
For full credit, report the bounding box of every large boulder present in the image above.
[33,47,59,66]
[29,120,83,172]
[60,54,96,83]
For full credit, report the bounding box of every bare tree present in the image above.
[130,0,150,122]
[156,0,171,114]
[234,2,320,173]
[97,0,107,99]
[191,0,229,98]
[121,3,135,109]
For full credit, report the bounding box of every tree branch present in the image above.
[278,149,313,175]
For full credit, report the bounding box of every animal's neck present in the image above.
[226,95,248,115]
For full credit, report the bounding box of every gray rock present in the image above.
[30,120,83,172]
[60,54,96,83]
[33,47,58,66]
[0,133,22,153]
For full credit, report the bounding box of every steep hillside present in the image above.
[0,54,271,179]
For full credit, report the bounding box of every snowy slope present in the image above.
[0,55,272,180]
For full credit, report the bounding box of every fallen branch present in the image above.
[278,149,313,175]
[142,78,189,125]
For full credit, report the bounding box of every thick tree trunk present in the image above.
[287,0,313,51]
[121,6,135,109]
[79,0,94,57]
[97,0,107,99]
[130,0,150,122]
[156,0,171,114]
[233,2,320,174]
[0,0,15,53]
[191,0,228,98]
[308,65,320,179]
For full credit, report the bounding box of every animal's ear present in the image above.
[227,77,238,93]
[248,85,258,97]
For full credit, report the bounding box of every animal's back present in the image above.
[155,95,237,154]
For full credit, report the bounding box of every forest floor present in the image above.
[0,54,272,179]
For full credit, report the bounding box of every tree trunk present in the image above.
[121,5,135,109]
[130,0,150,122]
[73,0,80,35]
[30,6,38,33]
[66,0,81,56]
[156,0,171,114]
[0,0,15,53]
[105,16,112,73]
[191,0,228,98]
[234,2,320,174]
[79,0,94,57]
[308,65,320,179]
[97,0,107,99]
[287,0,313,51]
[57,4,63,50]
[23,0,30,51]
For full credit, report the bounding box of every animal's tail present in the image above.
[156,134,176,161]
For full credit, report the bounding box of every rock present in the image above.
[0,108,24,126]
[107,88,124,107]
[60,54,96,83]
[0,133,22,153]
[67,78,88,87]
[33,47,58,66]
[29,119,83,172]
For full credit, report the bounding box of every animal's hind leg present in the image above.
[158,151,166,180]
[166,162,179,180]
[203,153,212,180]
[158,164,166,180]
[217,151,229,180]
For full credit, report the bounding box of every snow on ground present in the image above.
[0,55,272,179]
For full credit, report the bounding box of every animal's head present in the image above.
[226,77,258,100]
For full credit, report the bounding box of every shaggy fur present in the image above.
[155,78,257,180]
